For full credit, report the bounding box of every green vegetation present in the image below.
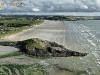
[23,15,97,21]
[0,64,48,75]
[0,15,98,39]
[20,38,46,50]
[48,16,95,20]
[0,51,23,59]
[0,17,44,38]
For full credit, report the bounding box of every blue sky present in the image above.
[0,0,100,16]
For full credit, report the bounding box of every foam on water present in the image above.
[63,20,100,75]
[87,39,96,47]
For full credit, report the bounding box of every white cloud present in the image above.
[0,0,100,15]
[80,5,88,9]
[32,8,40,12]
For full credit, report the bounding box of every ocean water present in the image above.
[50,20,100,75]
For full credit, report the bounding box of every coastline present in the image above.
[0,21,45,42]
[0,20,65,45]
[0,20,66,55]
[0,20,88,75]
[0,20,67,75]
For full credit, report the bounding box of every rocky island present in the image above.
[0,38,87,57]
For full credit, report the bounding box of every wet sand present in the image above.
[0,46,19,55]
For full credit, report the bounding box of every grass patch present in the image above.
[0,51,23,59]
[0,19,44,38]
[20,38,46,50]
[0,64,48,75]
[0,26,30,38]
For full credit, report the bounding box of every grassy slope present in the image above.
[0,17,44,38]
[20,38,46,50]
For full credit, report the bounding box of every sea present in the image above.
[49,20,100,75]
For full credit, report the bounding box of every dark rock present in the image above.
[0,38,88,57]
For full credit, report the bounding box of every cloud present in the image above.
[0,0,100,15]
[27,0,100,12]
[32,8,40,12]
[82,5,88,9]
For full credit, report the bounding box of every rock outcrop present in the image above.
[0,38,87,57]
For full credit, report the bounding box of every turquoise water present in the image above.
[51,20,100,75]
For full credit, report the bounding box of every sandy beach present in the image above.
[0,20,65,44]
[0,20,63,55]
[0,20,66,54]
[0,20,91,75]
[0,18,99,75]
[0,20,66,75]
[0,20,66,56]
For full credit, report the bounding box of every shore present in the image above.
[0,20,67,75]
[0,20,65,44]
[0,20,89,75]
[0,20,66,57]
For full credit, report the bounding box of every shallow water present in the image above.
[49,20,100,75]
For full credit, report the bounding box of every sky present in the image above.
[0,0,100,16]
